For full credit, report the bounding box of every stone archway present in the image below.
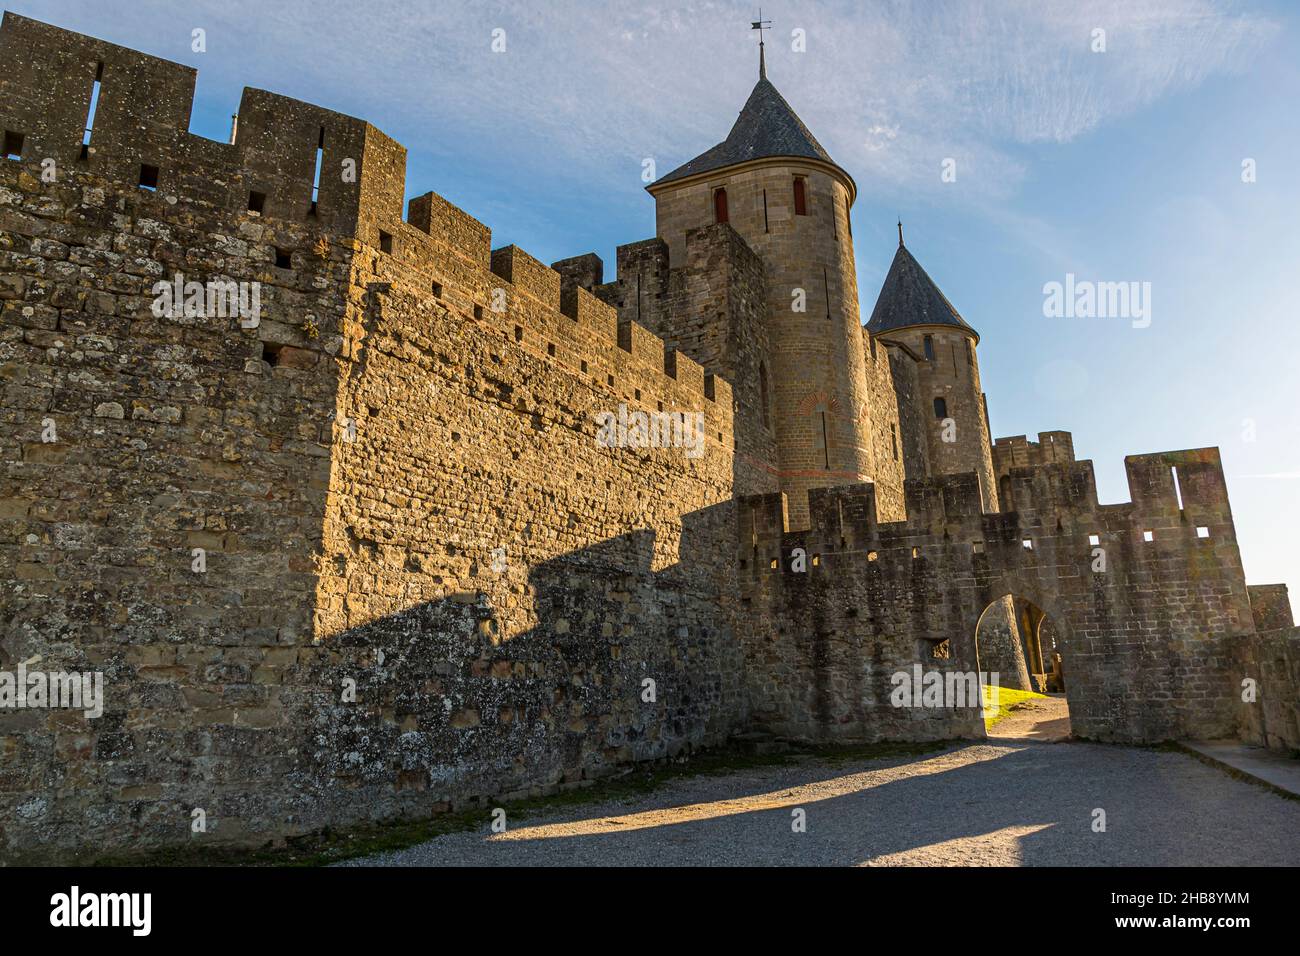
[971,584,1076,739]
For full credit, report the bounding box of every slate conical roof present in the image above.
[653,76,851,190]
[866,240,979,343]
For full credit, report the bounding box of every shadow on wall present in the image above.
[278,512,750,841]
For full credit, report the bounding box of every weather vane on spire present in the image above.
[751,9,772,80]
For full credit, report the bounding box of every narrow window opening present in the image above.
[309,126,325,215]
[248,190,266,214]
[820,411,830,469]
[822,266,831,319]
[513,326,523,342]
[1197,526,1210,539]
[933,396,947,419]
[607,374,615,387]
[1143,530,1155,543]
[911,547,921,559]
[378,229,393,254]
[890,423,899,461]
[1088,533,1101,547]
[923,335,935,361]
[1171,465,1184,511]
[713,187,728,224]
[473,304,484,321]
[274,248,291,269]
[1022,538,1034,551]
[547,342,556,357]
[138,163,159,191]
[793,176,807,216]
[2,130,23,161]
[634,388,642,402]
[580,360,588,373]
[769,557,778,570]
[262,342,283,367]
[81,69,102,159]
[811,554,820,567]
[432,281,443,297]
[762,188,769,232]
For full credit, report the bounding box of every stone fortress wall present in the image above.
[0,13,1295,862]
[0,12,750,862]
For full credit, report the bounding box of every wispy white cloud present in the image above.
[21,0,1279,205]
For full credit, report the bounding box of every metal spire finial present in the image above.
[751,10,772,80]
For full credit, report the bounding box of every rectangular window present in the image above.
[138,163,159,190]
[1196,526,1210,539]
[378,229,393,254]
[793,176,807,216]
[924,335,935,361]
[933,396,947,419]
[2,130,22,160]
[891,423,898,461]
[248,190,266,214]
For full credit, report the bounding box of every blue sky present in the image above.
[17,0,1299,615]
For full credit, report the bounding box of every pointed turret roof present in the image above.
[866,237,978,343]
[652,76,851,193]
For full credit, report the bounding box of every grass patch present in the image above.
[982,684,1048,730]
[87,738,951,868]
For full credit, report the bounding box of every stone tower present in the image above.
[866,230,997,509]
[646,61,885,528]
[868,232,1033,690]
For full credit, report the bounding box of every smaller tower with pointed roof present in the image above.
[867,230,998,513]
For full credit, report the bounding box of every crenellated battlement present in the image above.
[739,446,1238,573]
[0,11,731,426]
[993,430,1075,475]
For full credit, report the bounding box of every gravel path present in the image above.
[987,693,1071,742]
[341,740,1300,866]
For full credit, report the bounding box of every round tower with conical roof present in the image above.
[648,62,884,527]
[866,228,998,512]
